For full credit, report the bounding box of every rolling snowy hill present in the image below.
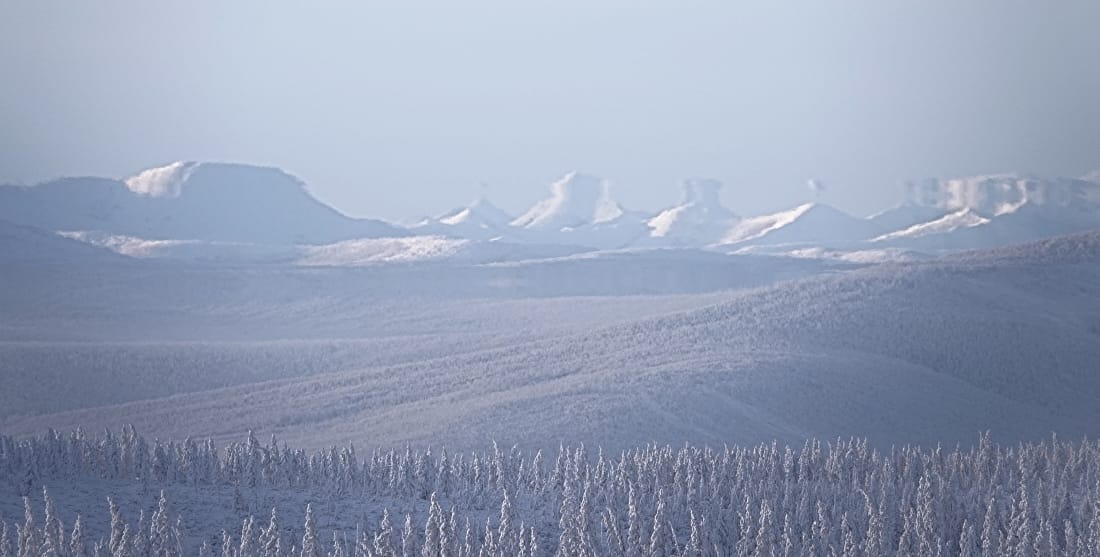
[865,204,949,232]
[0,220,129,264]
[874,202,1100,251]
[5,231,1099,451]
[719,202,884,248]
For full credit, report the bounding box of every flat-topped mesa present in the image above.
[0,161,405,244]
[124,161,320,205]
[930,174,1100,215]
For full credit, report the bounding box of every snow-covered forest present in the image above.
[3,428,1100,556]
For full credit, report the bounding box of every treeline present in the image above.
[2,427,1100,555]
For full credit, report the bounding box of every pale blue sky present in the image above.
[2,1,1098,220]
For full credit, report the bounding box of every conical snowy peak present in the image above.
[647,179,738,244]
[511,172,624,230]
[437,196,513,228]
[414,195,518,240]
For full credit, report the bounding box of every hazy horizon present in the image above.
[3,1,1099,221]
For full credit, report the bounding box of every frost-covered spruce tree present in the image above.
[108,498,125,556]
[18,497,39,557]
[373,510,394,557]
[623,484,643,557]
[220,529,234,557]
[755,499,777,557]
[601,508,624,557]
[113,524,133,557]
[70,515,87,557]
[300,504,320,557]
[420,493,443,557]
[680,510,703,557]
[496,490,516,556]
[41,487,65,557]
[1,522,13,557]
[258,509,280,557]
[443,507,458,557]
[460,518,473,557]
[647,489,675,557]
[480,517,496,556]
[132,510,147,557]
[150,491,176,557]
[238,516,257,557]
[574,483,598,556]
[400,514,417,557]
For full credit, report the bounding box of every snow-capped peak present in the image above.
[123,161,198,198]
[647,179,738,243]
[438,196,513,227]
[511,172,624,230]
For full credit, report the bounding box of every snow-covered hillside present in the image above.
[719,203,883,248]
[872,208,990,242]
[861,174,1100,252]
[865,204,948,232]
[5,231,1099,452]
[0,221,129,264]
[873,202,1100,251]
[298,236,588,266]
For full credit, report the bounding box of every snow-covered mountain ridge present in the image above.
[3,163,1099,262]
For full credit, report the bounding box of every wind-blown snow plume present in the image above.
[124,161,198,198]
[806,178,826,196]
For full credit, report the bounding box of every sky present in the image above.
[2,1,1099,221]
